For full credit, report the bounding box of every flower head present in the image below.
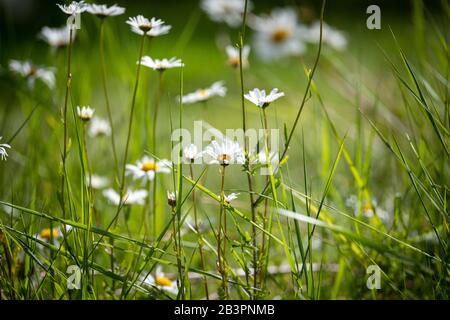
[9,60,55,89]
[226,45,250,68]
[244,88,285,108]
[181,81,227,104]
[103,188,148,205]
[167,191,177,207]
[0,137,11,161]
[141,267,178,295]
[77,106,94,121]
[304,21,347,50]
[35,225,72,245]
[183,144,202,163]
[86,174,109,189]
[126,155,171,182]
[57,1,87,15]
[86,3,125,17]
[204,138,245,166]
[140,56,183,71]
[224,192,239,204]
[201,0,253,28]
[88,117,111,137]
[126,15,170,37]
[39,25,75,47]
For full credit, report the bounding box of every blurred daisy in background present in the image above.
[201,0,253,28]
[8,60,55,89]
[204,138,245,166]
[35,225,73,246]
[86,174,109,189]
[56,1,87,15]
[0,137,11,161]
[126,15,170,37]
[249,7,308,61]
[103,188,148,205]
[304,21,347,50]
[88,117,111,137]
[224,192,239,204]
[141,267,178,295]
[86,3,125,17]
[167,191,177,207]
[181,81,227,104]
[126,155,171,182]
[183,144,202,163]
[225,45,250,68]
[244,88,285,108]
[140,57,184,71]
[39,25,75,48]
[77,106,95,121]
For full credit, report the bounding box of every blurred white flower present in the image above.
[35,225,73,246]
[250,7,308,61]
[304,21,347,50]
[0,137,11,161]
[141,267,178,295]
[86,174,109,189]
[204,138,245,166]
[77,106,94,121]
[56,1,87,15]
[126,155,171,182]
[103,188,148,205]
[181,81,227,104]
[88,117,111,137]
[86,3,125,17]
[8,60,55,89]
[167,191,177,207]
[183,144,202,163]
[244,88,285,108]
[224,192,239,203]
[201,0,252,28]
[226,45,250,68]
[39,25,75,47]
[126,15,170,37]
[140,56,183,71]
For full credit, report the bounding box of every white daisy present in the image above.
[167,191,177,207]
[244,88,285,108]
[35,225,72,246]
[8,60,55,89]
[181,81,227,104]
[86,3,125,17]
[77,106,94,121]
[183,144,202,163]
[88,117,111,137]
[126,155,171,182]
[126,15,170,37]
[226,45,250,68]
[39,25,75,47]
[224,192,239,204]
[86,174,109,189]
[0,137,11,161]
[141,267,178,295]
[201,0,253,28]
[203,138,245,166]
[103,188,148,205]
[250,7,308,61]
[304,21,347,50]
[56,1,87,15]
[140,56,184,71]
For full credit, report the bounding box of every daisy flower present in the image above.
[39,25,75,47]
[56,1,87,15]
[126,155,171,182]
[141,267,178,295]
[167,191,177,207]
[77,106,94,121]
[140,56,184,71]
[203,138,245,166]
[244,88,285,108]
[0,137,11,161]
[250,7,308,61]
[103,188,148,205]
[88,117,111,137]
[181,81,227,104]
[226,45,250,68]
[8,60,55,89]
[126,15,170,37]
[183,144,202,163]
[224,192,239,204]
[35,225,73,245]
[86,174,109,189]
[201,0,253,28]
[86,3,125,17]
[304,21,347,50]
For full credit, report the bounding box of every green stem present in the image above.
[217,165,228,299]
[152,71,164,152]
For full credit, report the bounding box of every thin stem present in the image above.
[171,206,183,298]
[217,165,228,299]
[152,175,157,239]
[152,71,164,151]
[99,19,119,181]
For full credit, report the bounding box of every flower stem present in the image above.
[217,165,228,299]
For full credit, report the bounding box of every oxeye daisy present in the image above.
[86,174,109,189]
[204,138,245,166]
[125,155,171,182]
[244,88,285,108]
[8,60,55,89]
[141,267,178,295]
[88,117,111,137]
[0,137,11,161]
[226,45,250,68]
[126,15,170,37]
[183,144,202,163]
[167,191,177,207]
[103,188,148,206]
[140,57,184,71]
[77,106,94,121]
[86,3,125,17]
[56,1,87,15]
[201,0,253,28]
[39,25,75,48]
[304,21,347,50]
[181,81,227,104]
[250,7,308,61]
[224,192,239,204]
[35,225,72,246]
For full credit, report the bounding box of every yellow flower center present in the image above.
[141,161,157,172]
[198,89,209,98]
[39,228,59,240]
[28,67,38,77]
[361,204,373,212]
[271,28,291,43]
[155,276,173,287]
[229,57,240,67]
[219,153,231,165]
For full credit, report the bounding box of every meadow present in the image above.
[0,0,449,300]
